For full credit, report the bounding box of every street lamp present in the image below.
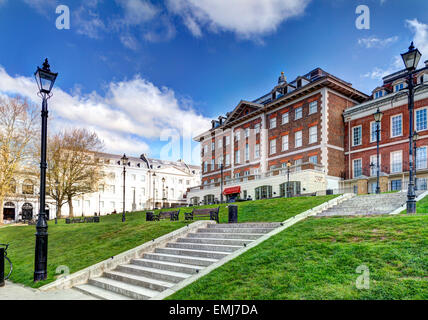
[220,163,224,203]
[33,58,58,282]
[401,42,422,214]
[121,154,129,222]
[373,107,383,194]
[162,177,166,208]
[413,131,420,190]
[152,172,156,209]
[286,161,292,198]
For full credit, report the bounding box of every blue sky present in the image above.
[0,0,427,164]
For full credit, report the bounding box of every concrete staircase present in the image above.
[74,222,281,300]
[317,191,425,217]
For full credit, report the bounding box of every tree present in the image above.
[46,128,104,218]
[0,96,39,224]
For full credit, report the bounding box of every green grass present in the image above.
[169,213,428,300]
[416,194,428,214]
[156,194,338,223]
[0,195,336,288]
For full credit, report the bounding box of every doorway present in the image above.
[3,202,16,221]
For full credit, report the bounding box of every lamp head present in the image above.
[401,42,422,72]
[34,58,58,95]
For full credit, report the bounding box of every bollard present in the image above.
[0,248,4,287]
[228,205,238,223]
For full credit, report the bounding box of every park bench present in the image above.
[185,207,219,223]
[158,210,180,221]
[65,217,100,224]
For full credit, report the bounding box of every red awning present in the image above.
[223,186,241,195]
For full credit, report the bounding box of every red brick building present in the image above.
[342,61,428,193]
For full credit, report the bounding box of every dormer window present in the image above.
[394,82,406,92]
[374,90,384,99]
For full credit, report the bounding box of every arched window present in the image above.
[22,179,34,195]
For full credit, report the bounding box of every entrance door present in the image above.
[22,203,34,221]
[3,202,15,221]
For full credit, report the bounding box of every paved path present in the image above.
[0,281,96,300]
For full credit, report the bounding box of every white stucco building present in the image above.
[2,153,200,223]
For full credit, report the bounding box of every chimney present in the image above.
[425,60,428,67]
[278,71,287,85]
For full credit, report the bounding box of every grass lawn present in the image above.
[168,213,428,300]
[156,194,338,223]
[0,195,336,288]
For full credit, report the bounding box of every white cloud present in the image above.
[120,34,139,50]
[116,0,159,26]
[167,0,311,39]
[0,66,210,160]
[358,36,398,49]
[73,3,106,39]
[406,19,428,66]
[22,0,57,15]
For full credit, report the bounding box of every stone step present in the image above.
[104,270,174,292]
[155,247,230,259]
[74,284,132,300]
[167,242,242,252]
[188,232,264,240]
[88,277,160,300]
[198,227,275,234]
[177,237,254,246]
[131,258,203,274]
[142,252,218,267]
[116,264,190,283]
[207,223,281,229]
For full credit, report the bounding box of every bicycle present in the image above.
[0,243,13,280]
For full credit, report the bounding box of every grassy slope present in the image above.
[0,195,336,288]
[169,214,428,300]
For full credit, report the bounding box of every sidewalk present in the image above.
[0,281,97,300]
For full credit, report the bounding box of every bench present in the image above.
[152,210,180,221]
[185,207,219,223]
[65,217,100,224]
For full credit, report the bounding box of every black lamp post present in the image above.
[162,177,166,208]
[286,161,291,198]
[152,172,156,209]
[413,131,420,190]
[33,58,58,282]
[401,42,422,214]
[220,163,224,203]
[373,107,383,194]
[121,154,129,222]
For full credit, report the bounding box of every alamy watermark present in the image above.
[355,5,370,30]
[56,5,70,30]
[355,264,370,289]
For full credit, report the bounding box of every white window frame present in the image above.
[225,154,230,166]
[370,154,381,176]
[416,146,427,169]
[309,101,317,115]
[282,135,289,151]
[353,158,362,178]
[415,107,428,132]
[370,121,381,143]
[218,138,223,149]
[270,139,276,155]
[390,114,403,138]
[270,117,277,129]
[245,143,249,161]
[254,144,260,159]
[309,126,317,144]
[295,130,302,148]
[245,128,250,138]
[352,125,362,146]
[281,112,289,125]
[236,131,241,141]
[255,123,260,134]
[225,135,230,146]
[309,155,318,164]
[390,150,402,173]
[295,107,302,120]
[235,150,240,163]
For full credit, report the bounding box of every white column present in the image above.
[260,115,267,173]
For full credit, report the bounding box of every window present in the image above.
[255,123,260,134]
[211,141,215,151]
[309,101,317,114]
[295,159,302,172]
[132,174,136,181]
[245,144,249,161]
[309,126,317,144]
[295,107,302,120]
[243,190,248,199]
[416,177,427,190]
[270,139,276,155]
[235,131,240,141]
[203,161,208,172]
[391,115,402,137]
[141,175,146,182]
[371,122,381,143]
[218,138,223,148]
[244,170,250,176]
[225,136,230,145]
[225,154,230,166]
[141,188,145,196]
[353,159,362,178]
[390,151,402,173]
[416,146,427,169]
[374,90,384,99]
[255,186,272,200]
[282,135,289,151]
[22,180,34,195]
[352,126,362,146]
[235,150,241,163]
[255,144,260,159]
[391,179,402,191]
[235,172,240,178]
[203,145,208,154]
[245,128,250,138]
[186,180,190,185]
[416,108,427,131]
[218,156,223,167]
[394,83,405,92]
[370,155,380,176]
[211,159,215,171]
[295,130,302,148]
[282,112,289,124]
[99,184,105,193]
[270,117,277,129]
[309,155,318,164]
